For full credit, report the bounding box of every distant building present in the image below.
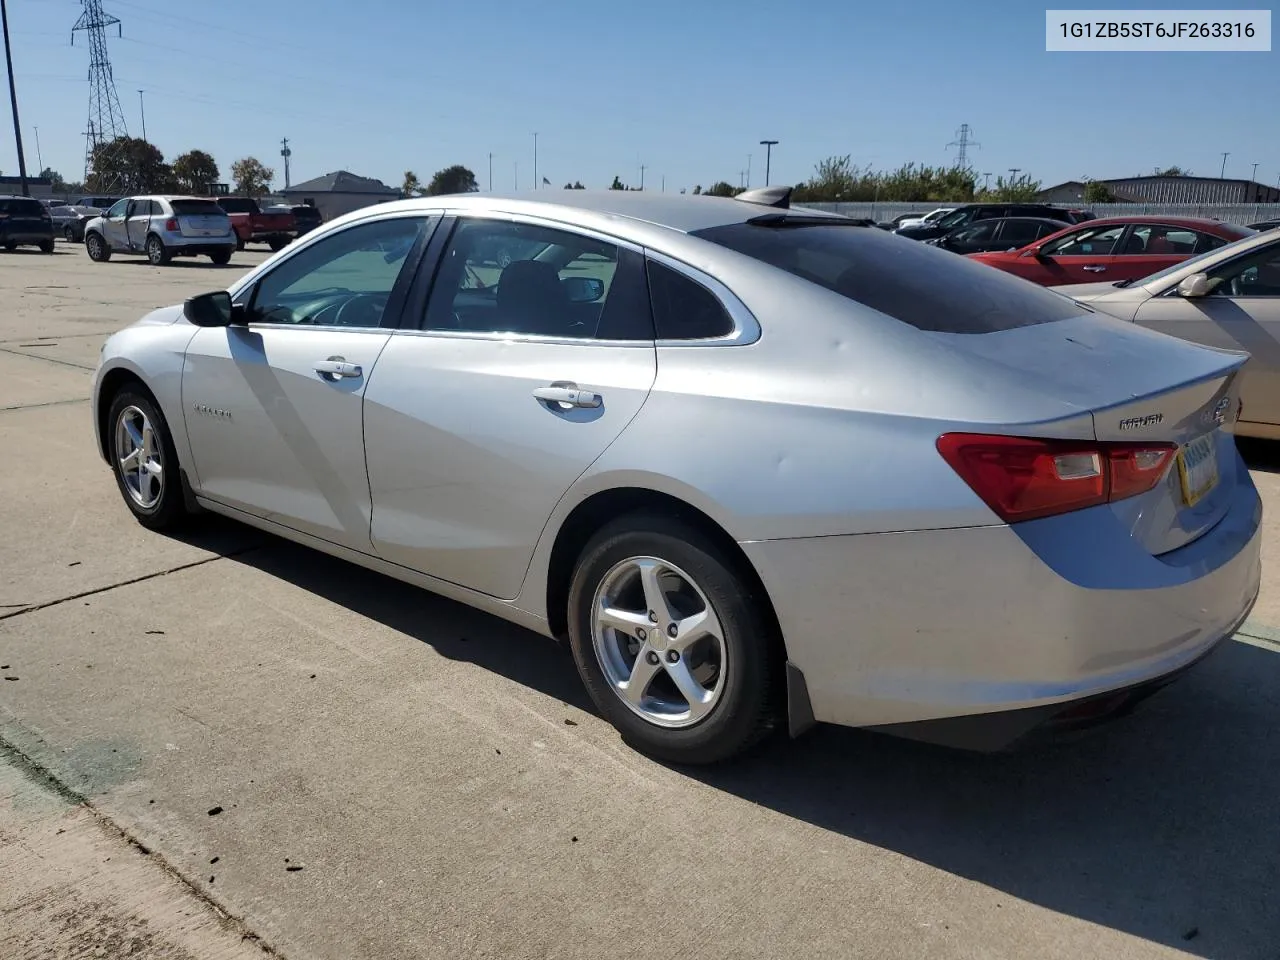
[278,170,400,222]
[0,176,54,199]
[1039,176,1280,205]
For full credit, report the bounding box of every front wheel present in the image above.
[235,235,245,252]
[85,232,111,261]
[64,224,75,242]
[267,238,287,252]
[39,239,55,254]
[567,515,781,764]
[208,248,233,265]
[145,234,171,266]
[106,390,188,531]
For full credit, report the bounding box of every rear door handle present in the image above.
[533,384,601,409]
[1082,265,1107,273]
[314,357,363,380]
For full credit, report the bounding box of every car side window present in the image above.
[105,199,129,219]
[422,219,652,340]
[247,217,428,328]
[952,221,997,244]
[1208,245,1280,298]
[646,260,735,340]
[997,220,1044,246]
[1124,225,1198,256]
[1041,225,1124,256]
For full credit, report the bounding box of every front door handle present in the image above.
[533,384,601,409]
[314,357,363,380]
[1082,265,1107,273]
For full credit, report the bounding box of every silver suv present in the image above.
[84,195,237,266]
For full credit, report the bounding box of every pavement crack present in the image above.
[0,731,288,958]
[0,346,97,372]
[0,397,88,413]
[0,546,264,621]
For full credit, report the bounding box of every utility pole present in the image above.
[639,164,646,190]
[746,153,751,189]
[33,124,41,172]
[661,175,665,193]
[137,88,145,141]
[513,160,518,191]
[1,0,30,196]
[759,140,778,186]
[488,152,492,191]
[1251,161,1259,182]
[1220,152,1229,178]
[982,171,993,191]
[533,132,538,189]
[1008,167,1021,183]
[279,137,291,189]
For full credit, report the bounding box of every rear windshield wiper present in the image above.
[745,214,877,228]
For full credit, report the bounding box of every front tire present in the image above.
[209,248,233,265]
[39,239,55,254]
[567,515,780,764]
[268,238,287,252]
[85,232,111,261]
[235,235,245,252]
[145,234,171,265]
[106,390,188,531]
[64,224,75,242]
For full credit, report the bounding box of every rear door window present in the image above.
[646,260,735,340]
[692,221,1086,334]
[995,220,1045,247]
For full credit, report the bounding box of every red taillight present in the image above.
[937,433,1175,523]
[165,217,179,232]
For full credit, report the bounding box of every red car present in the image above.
[967,216,1254,286]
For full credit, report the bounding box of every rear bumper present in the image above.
[3,230,53,244]
[165,238,236,256]
[742,458,1262,741]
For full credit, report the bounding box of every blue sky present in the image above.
[3,0,1277,193]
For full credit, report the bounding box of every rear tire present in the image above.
[39,239,55,254]
[3,242,15,252]
[64,224,75,242]
[145,234,171,266]
[235,236,245,252]
[106,389,189,532]
[268,238,287,252]
[85,232,111,261]
[209,248,233,265]
[566,514,781,765]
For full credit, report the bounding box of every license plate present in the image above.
[1177,434,1219,507]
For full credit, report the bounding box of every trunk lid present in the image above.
[177,214,232,238]
[937,313,1247,555]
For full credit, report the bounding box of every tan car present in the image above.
[1059,229,1280,439]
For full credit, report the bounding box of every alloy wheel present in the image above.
[591,556,727,728]
[114,405,164,509]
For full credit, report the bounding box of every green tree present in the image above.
[1083,179,1117,203]
[609,175,627,190]
[38,167,68,192]
[425,164,478,195]
[704,181,740,197]
[974,173,1042,202]
[563,180,585,189]
[692,184,702,195]
[87,136,172,193]
[1154,166,1190,177]
[231,156,274,196]
[401,170,422,197]
[172,150,220,194]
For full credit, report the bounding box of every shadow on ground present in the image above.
[1238,436,1280,473]
[185,519,1279,959]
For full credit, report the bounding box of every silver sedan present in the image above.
[90,189,1262,763]
[1058,228,1280,440]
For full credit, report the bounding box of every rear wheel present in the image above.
[2,242,15,252]
[268,238,287,252]
[85,232,111,261]
[145,234,171,266]
[107,390,188,531]
[39,239,55,254]
[209,248,233,265]
[63,224,75,242]
[235,235,245,252]
[567,515,780,764]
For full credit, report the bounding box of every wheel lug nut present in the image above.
[646,651,660,665]
[648,611,658,623]
[636,628,647,641]
[667,624,678,638]
[666,650,679,663]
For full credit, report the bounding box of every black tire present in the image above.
[567,514,781,765]
[105,389,189,532]
[268,238,287,252]
[145,234,171,266]
[2,242,15,252]
[64,224,75,242]
[209,248,233,265]
[39,239,55,254]
[85,232,111,261]
[235,235,246,252]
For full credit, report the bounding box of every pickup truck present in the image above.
[216,196,295,251]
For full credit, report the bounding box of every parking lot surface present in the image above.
[3,246,1280,959]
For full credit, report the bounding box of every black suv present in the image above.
[0,196,55,253]
[894,203,1080,242]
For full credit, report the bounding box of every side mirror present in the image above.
[562,275,605,303]
[1177,273,1211,298]
[184,290,234,327]
[1021,246,1046,259]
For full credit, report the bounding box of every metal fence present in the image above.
[794,202,1280,227]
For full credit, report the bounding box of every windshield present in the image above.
[693,220,1087,334]
[934,209,969,229]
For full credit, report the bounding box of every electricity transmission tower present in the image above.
[946,123,980,169]
[72,0,128,189]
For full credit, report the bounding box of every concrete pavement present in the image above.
[2,248,1279,959]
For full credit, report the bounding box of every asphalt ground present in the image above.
[2,241,1279,959]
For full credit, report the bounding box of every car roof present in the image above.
[364,190,851,236]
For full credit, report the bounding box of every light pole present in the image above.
[488,152,492,191]
[746,153,751,189]
[639,164,646,190]
[1251,161,1259,182]
[533,132,538,190]
[137,89,146,141]
[759,140,778,186]
[1220,152,1229,178]
[1,0,30,196]
[32,124,41,171]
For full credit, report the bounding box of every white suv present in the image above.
[84,195,237,266]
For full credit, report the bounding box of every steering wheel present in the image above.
[334,293,388,327]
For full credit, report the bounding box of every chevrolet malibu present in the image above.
[91,189,1262,763]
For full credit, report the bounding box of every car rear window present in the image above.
[7,198,46,216]
[172,200,225,216]
[692,221,1088,334]
[216,198,256,213]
